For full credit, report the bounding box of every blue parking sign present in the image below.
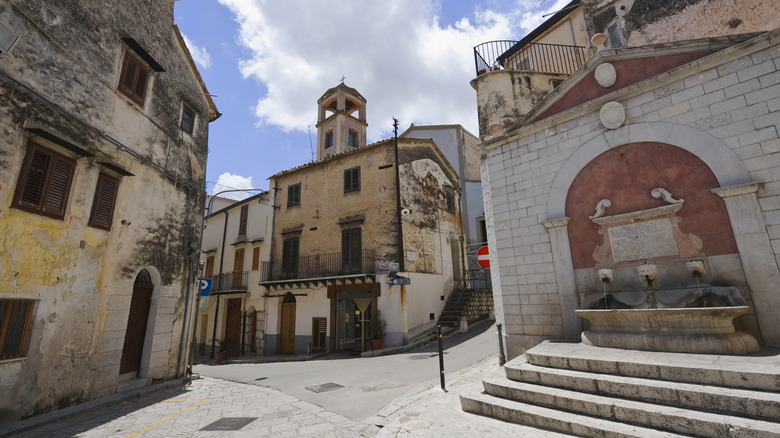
[199,278,212,297]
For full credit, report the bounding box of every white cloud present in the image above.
[181,33,212,69]
[217,0,561,140]
[211,173,260,200]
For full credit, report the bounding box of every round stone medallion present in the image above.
[600,101,625,129]
[595,63,617,87]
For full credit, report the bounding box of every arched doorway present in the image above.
[280,293,296,354]
[119,269,153,377]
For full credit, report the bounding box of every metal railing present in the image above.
[211,271,249,292]
[260,249,376,282]
[474,40,587,76]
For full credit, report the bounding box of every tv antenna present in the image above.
[308,125,315,161]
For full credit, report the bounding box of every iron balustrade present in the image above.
[260,249,376,282]
[210,271,249,292]
[474,40,587,76]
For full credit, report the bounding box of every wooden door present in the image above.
[280,295,296,354]
[119,283,152,375]
[225,298,242,357]
[233,248,245,288]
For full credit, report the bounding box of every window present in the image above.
[347,130,357,148]
[344,167,360,193]
[0,299,34,360]
[233,247,245,288]
[118,51,150,106]
[282,237,299,278]
[607,23,623,48]
[181,105,195,134]
[252,246,260,271]
[12,141,75,220]
[287,183,301,207]
[205,254,215,278]
[238,204,248,236]
[312,317,327,352]
[88,172,119,231]
[341,228,362,274]
[445,189,456,213]
[325,131,334,149]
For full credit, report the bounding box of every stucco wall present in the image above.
[481,32,780,358]
[0,0,212,421]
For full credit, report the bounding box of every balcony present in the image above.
[211,271,249,292]
[474,40,587,76]
[260,249,376,289]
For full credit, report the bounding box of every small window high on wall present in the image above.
[118,51,150,106]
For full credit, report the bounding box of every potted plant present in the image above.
[369,309,387,350]
[211,338,228,364]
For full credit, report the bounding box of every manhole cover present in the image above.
[201,417,257,431]
[305,382,344,393]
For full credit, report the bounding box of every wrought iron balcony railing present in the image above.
[260,249,376,282]
[211,271,249,292]
[474,40,587,77]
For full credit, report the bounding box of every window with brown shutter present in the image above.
[118,51,150,106]
[12,141,75,220]
[238,204,248,236]
[88,172,119,231]
[312,317,326,352]
[205,255,215,278]
[0,299,34,360]
[252,246,260,271]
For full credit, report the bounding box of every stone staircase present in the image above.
[461,341,780,437]
[438,288,472,327]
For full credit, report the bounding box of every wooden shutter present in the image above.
[234,248,245,272]
[13,142,75,220]
[205,255,215,278]
[88,173,119,230]
[119,51,149,106]
[312,317,326,352]
[252,246,260,271]
[238,204,248,236]
[0,300,34,360]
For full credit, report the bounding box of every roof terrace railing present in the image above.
[474,40,587,76]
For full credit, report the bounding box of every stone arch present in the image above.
[546,122,751,219]
[119,266,161,380]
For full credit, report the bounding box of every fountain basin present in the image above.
[575,306,760,354]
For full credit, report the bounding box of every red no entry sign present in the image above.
[477,246,490,269]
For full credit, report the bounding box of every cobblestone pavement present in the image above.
[7,378,373,438]
[4,354,565,437]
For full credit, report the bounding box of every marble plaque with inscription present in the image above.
[607,218,679,262]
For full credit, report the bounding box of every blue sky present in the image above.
[174,0,567,199]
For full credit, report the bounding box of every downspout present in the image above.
[210,209,229,358]
[393,118,405,271]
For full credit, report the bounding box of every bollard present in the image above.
[437,324,445,390]
[497,322,506,366]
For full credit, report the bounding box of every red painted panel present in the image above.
[566,142,737,269]
[536,51,714,121]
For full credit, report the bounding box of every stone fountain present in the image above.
[573,188,760,354]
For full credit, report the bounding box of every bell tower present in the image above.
[315,82,367,160]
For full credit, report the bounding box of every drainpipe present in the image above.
[210,209,229,358]
[393,118,405,272]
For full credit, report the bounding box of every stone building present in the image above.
[401,124,484,245]
[473,2,780,358]
[260,84,464,354]
[195,192,274,359]
[0,0,217,422]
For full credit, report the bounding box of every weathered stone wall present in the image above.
[584,0,780,47]
[481,31,780,358]
[0,0,212,422]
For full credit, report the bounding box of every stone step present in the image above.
[526,341,780,391]
[460,388,687,438]
[506,362,780,421]
[481,372,780,437]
